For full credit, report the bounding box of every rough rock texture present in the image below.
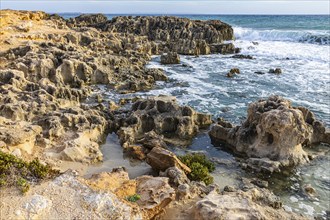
[194,188,307,220]
[136,175,176,219]
[0,171,142,220]
[103,16,236,55]
[0,169,177,220]
[117,96,212,150]
[146,147,191,173]
[209,96,330,172]
[160,52,180,64]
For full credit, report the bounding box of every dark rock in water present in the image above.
[231,54,254,59]
[303,184,316,196]
[252,41,259,45]
[227,68,240,77]
[251,179,269,188]
[255,71,266,75]
[210,43,238,55]
[160,52,180,64]
[269,68,282,74]
[209,96,330,172]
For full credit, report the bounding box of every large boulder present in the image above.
[209,96,330,171]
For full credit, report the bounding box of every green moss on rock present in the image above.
[178,153,215,185]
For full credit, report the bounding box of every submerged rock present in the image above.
[231,54,254,59]
[209,96,330,172]
[269,68,282,74]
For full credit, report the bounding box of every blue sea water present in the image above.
[61,13,330,218]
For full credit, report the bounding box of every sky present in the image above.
[1,0,329,15]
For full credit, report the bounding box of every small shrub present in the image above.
[178,153,215,185]
[0,151,59,194]
[126,194,141,202]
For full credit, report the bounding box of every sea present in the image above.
[61,14,330,219]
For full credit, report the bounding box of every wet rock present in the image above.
[303,184,316,196]
[160,52,180,64]
[255,71,266,75]
[226,68,240,77]
[209,96,330,171]
[231,54,254,59]
[210,43,238,54]
[269,68,282,74]
[251,178,269,188]
[146,147,191,173]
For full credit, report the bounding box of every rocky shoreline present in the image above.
[0,10,329,219]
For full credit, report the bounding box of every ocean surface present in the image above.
[61,14,330,218]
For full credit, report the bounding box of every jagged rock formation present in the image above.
[209,96,330,172]
[102,16,236,55]
[117,96,212,150]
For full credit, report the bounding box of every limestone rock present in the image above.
[209,96,330,171]
[194,188,307,220]
[146,147,191,173]
[117,96,212,148]
[0,117,42,154]
[136,175,175,219]
[160,166,190,186]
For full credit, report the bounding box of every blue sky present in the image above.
[1,1,329,14]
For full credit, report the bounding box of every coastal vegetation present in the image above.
[178,153,215,185]
[0,151,59,194]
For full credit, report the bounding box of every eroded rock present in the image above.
[117,96,212,148]
[209,96,329,172]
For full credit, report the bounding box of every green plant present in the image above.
[178,153,215,185]
[126,194,141,202]
[17,177,30,194]
[0,151,59,194]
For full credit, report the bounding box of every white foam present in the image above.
[234,27,330,45]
